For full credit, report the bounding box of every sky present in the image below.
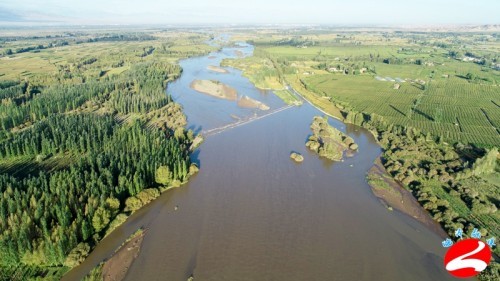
[0,0,499,25]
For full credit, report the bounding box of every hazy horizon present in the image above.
[0,0,499,26]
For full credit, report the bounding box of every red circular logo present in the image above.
[444,238,491,278]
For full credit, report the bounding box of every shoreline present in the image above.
[100,229,146,281]
[68,42,461,280]
[61,178,196,281]
[284,79,344,121]
[367,158,448,238]
[284,78,451,238]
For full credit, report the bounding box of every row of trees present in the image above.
[0,48,193,275]
[0,61,181,131]
[0,114,191,266]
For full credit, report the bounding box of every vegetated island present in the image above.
[190,79,237,101]
[237,95,270,110]
[207,65,229,73]
[306,116,357,161]
[290,152,304,163]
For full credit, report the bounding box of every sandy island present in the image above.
[207,65,229,73]
[234,50,244,57]
[367,158,447,237]
[190,80,237,101]
[237,96,270,110]
[101,230,146,281]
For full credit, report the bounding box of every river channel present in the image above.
[63,40,457,281]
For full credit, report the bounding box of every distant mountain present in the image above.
[467,25,500,31]
[417,25,500,32]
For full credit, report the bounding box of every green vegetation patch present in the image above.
[306,116,357,161]
[274,89,302,105]
[0,29,212,279]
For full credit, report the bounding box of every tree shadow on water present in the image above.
[190,149,201,168]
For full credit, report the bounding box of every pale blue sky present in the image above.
[0,0,498,25]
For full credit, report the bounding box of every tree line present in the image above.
[0,57,192,276]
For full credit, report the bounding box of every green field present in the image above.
[302,74,500,147]
[273,89,302,105]
[233,30,500,147]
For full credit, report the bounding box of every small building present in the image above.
[359,67,367,74]
[393,83,401,90]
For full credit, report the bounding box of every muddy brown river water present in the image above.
[63,41,459,281]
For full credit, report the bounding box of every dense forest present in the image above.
[0,31,208,279]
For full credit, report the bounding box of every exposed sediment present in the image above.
[190,79,237,101]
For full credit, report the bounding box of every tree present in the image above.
[125,197,142,212]
[155,166,171,186]
[465,72,475,81]
[64,243,90,267]
[81,220,92,241]
[92,207,110,233]
[472,148,498,176]
[174,127,185,140]
[106,197,120,216]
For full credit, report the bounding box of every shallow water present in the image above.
[63,42,459,281]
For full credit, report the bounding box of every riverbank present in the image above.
[281,77,462,239]
[285,77,344,121]
[220,57,303,106]
[190,79,237,100]
[101,230,145,281]
[367,158,448,237]
[67,39,463,281]
[285,75,500,273]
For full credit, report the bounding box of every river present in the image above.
[63,41,457,281]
